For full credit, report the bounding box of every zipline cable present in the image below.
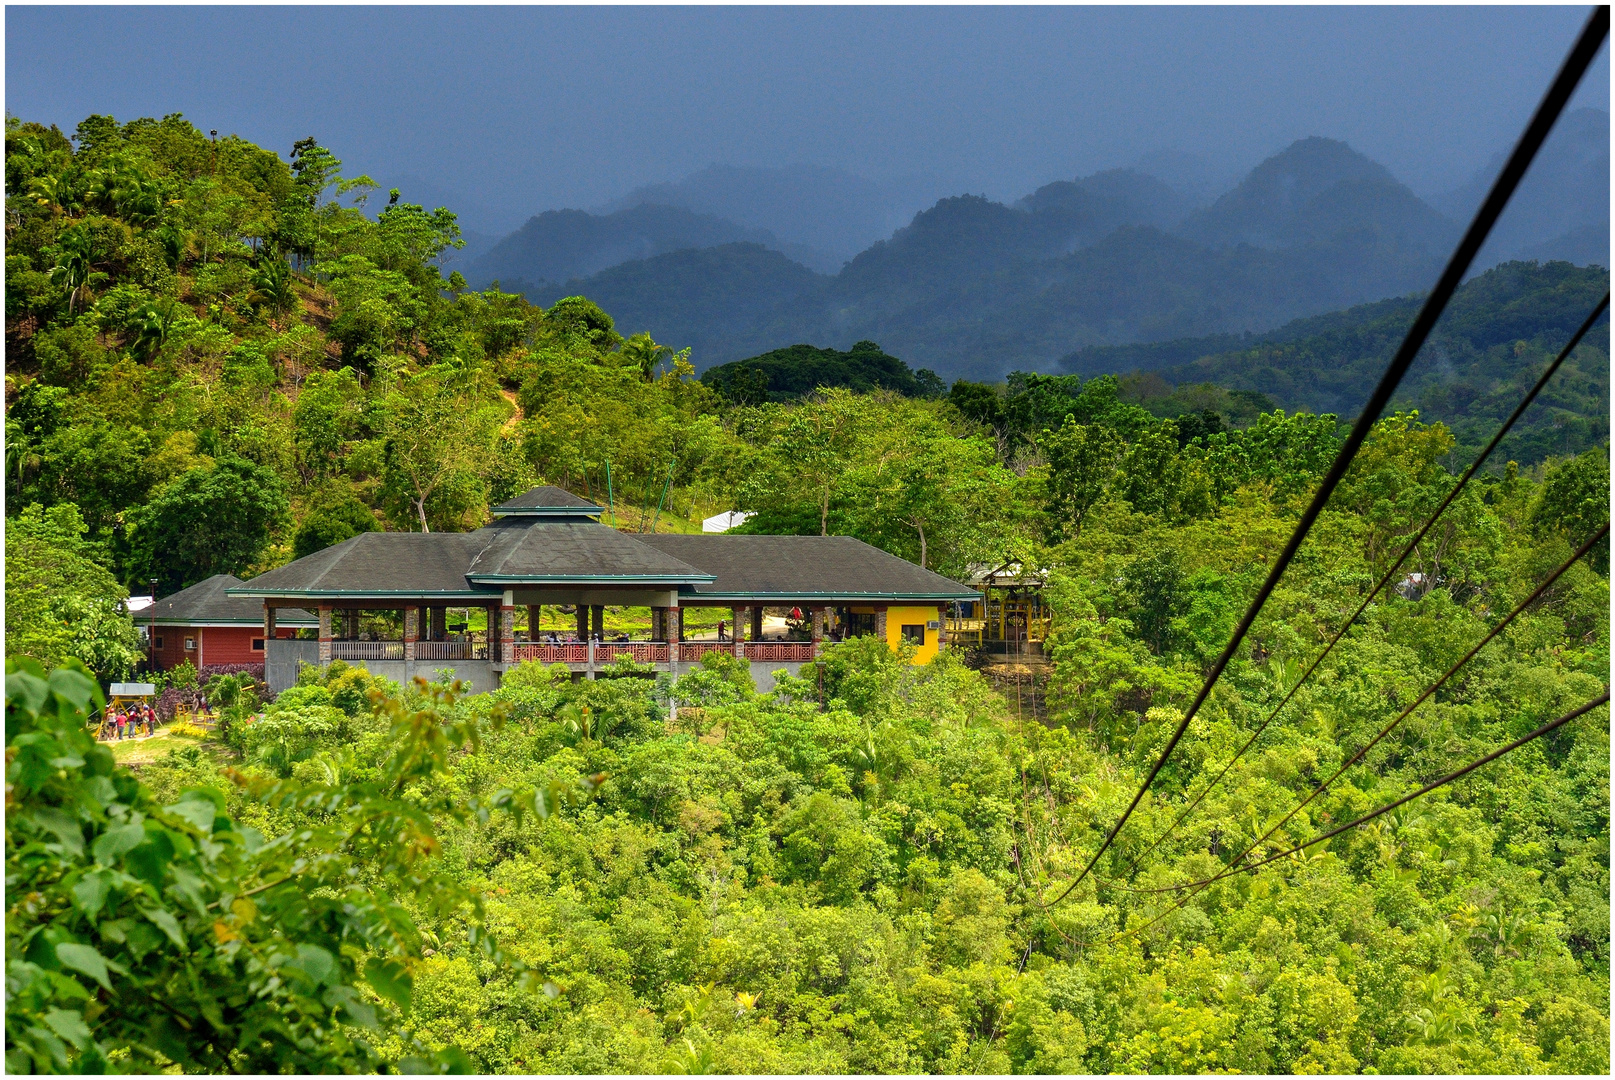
[1112,520,1609,897]
[1044,5,1610,908]
[1102,291,1610,884]
[1106,690,1608,944]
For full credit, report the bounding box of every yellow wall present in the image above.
[887,605,943,663]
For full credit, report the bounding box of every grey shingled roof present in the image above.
[228,522,974,601]
[466,519,713,583]
[492,485,602,515]
[228,533,500,598]
[152,575,317,625]
[635,535,979,601]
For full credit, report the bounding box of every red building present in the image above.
[147,575,316,671]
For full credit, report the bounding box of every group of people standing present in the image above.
[105,703,159,740]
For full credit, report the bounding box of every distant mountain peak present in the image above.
[1177,137,1446,252]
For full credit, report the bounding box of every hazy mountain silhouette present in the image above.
[1176,137,1456,253]
[1015,168,1197,252]
[497,135,1606,380]
[601,163,943,269]
[526,243,825,362]
[466,203,822,289]
[1433,108,1609,269]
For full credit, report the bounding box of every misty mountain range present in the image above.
[458,109,1608,381]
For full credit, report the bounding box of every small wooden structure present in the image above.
[95,682,155,739]
[948,562,1050,647]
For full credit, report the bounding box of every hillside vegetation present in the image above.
[5,111,1611,1075]
[1064,261,1610,468]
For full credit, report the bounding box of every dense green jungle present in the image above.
[5,113,1611,1074]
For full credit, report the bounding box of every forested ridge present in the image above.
[5,113,1611,1074]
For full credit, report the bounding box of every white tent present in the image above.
[702,510,755,533]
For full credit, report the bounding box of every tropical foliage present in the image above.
[4,111,1609,1074]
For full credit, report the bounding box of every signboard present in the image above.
[109,683,156,697]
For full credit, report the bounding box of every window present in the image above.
[901,624,926,645]
[154,636,164,649]
[251,638,266,652]
[184,637,196,651]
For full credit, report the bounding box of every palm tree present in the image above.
[130,299,178,363]
[251,248,298,327]
[49,226,104,314]
[620,332,671,381]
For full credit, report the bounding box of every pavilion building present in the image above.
[229,486,980,691]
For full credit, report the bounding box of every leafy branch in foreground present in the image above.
[5,661,593,1073]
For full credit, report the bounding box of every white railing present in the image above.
[414,640,485,661]
[331,641,404,661]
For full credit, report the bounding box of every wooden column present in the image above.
[527,605,541,641]
[751,606,764,642]
[591,605,604,641]
[318,605,333,665]
[429,606,446,641]
[674,607,684,643]
[575,605,589,640]
[343,608,358,640]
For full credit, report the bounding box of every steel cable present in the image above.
[1044,5,1610,907]
[1112,520,1608,897]
[1101,291,1610,885]
[1107,690,1608,944]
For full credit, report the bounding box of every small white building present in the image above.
[703,510,755,533]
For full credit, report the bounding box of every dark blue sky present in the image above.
[7,6,1608,234]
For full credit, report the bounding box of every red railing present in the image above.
[679,641,737,663]
[744,641,816,663]
[511,643,586,664]
[597,642,670,664]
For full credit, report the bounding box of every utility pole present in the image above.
[148,577,159,673]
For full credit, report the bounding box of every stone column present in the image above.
[591,604,604,641]
[874,606,888,645]
[318,605,333,664]
[574,605,589,640]
[810,606,825,655]
[430,606,446,641]
[499,605,516,663]
[937,605,949,648]
[264,604,277,641]
[403,607,418,662]
[650,607,664,642]
[733,605,750,659]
